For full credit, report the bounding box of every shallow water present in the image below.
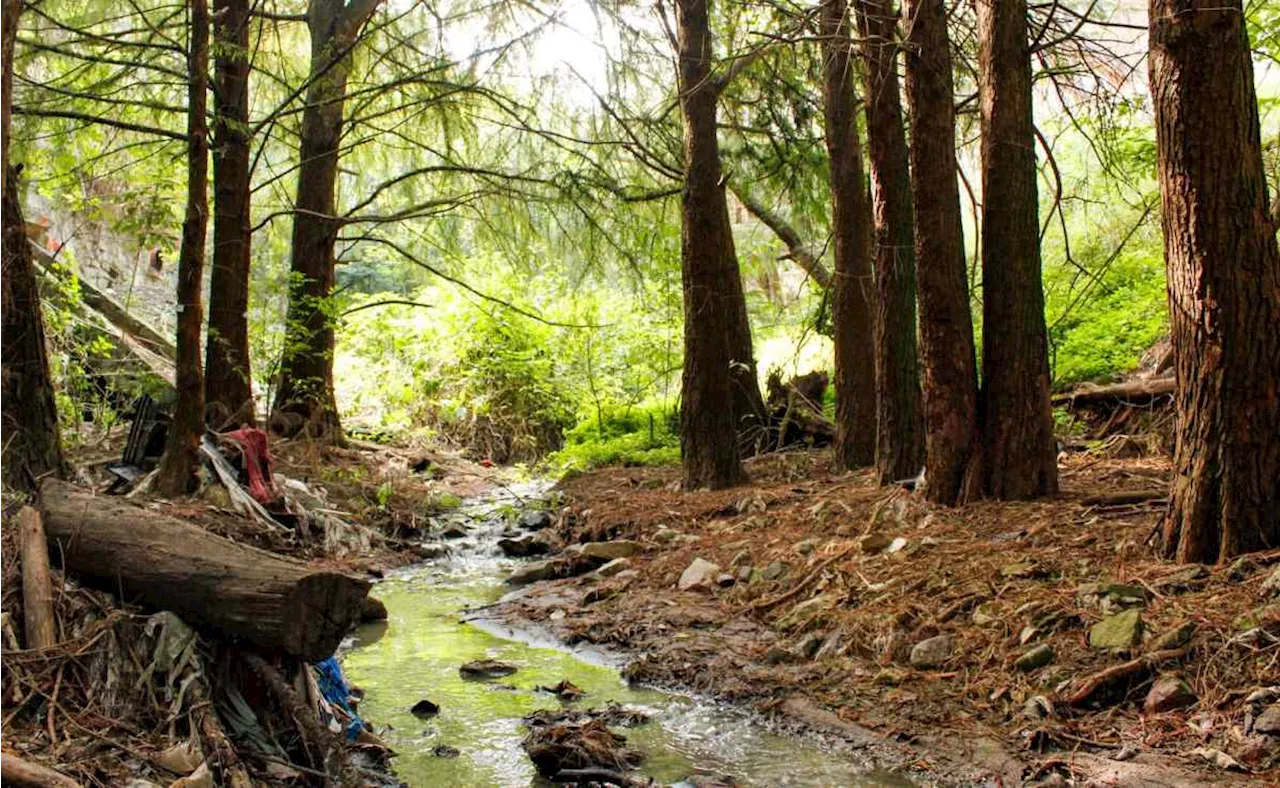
[341,483,908,787]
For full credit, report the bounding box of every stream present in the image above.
[341,482,909,787]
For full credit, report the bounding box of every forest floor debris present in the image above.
[488,450,1278,785]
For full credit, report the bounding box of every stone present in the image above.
[519,511,553,530]
[1152,564,1209,592]
[1255,704,1280,734]
[1150,620,1196,651]
[859,533,892,554]
[591,558,632,578]
[459,660,518,680]
[678,558,722,591]
[730,550,751,568]
[431,744,460,758]
[762,561,790,581]
[776,594,837,631]
[441,523,469,539]
[577,540,641,561]
[909,634,954,668]
[716,573,736,588]
[411,699,440,718]
[1014,644,1055,671]
[412,543,450,559]
[795,539,818,556]
[886,536,910,554]
[497,534,550,558]
[653,527,680,543]
[1261,565,1280,599]
[1143,674,1197,714]
[507,560,558,586]
[1022,695,1054,720]
[736,565,754,583]
[1089,609,1143,650]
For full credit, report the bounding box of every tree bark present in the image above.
[272,0,379,442]
[17,507,57,649]
[901,0,979,504]
[1150,0,1280,562]
[38,479,370,660]
[974,0,1058,500]
[2,0,65,496]
[155,0,211,496]
[719,191,768,454]
[675,0,747,489]
[205,0,255,429]
[856,0,925,484]
[822,0,877,470]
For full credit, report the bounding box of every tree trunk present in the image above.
[822,0,877,470]
[720,191,768,454]
[205,0,255,429]
[901,0,979,504]
[676,0,747,489]
[155,0,211,496]
[856,0,925,484]
[38,479,371,660]
[974,0,1058,500]
[272,0,378,442]
[3,0,65,496]
[1150,0,1280,562]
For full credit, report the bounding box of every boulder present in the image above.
[591,558,632,578]
[1143,674,1197,714]
[459,660,519,680]
[507,560,559,586]
[576,540,641,561]
[678,558,722,591]
[909,634,954,668]
[1089,609,1143,650]
[498,534,551,558]
[519,511,554,531]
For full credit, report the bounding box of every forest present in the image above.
[1,0,1279,783]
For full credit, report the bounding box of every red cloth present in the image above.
[222,427,277,504]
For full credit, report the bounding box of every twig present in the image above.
[751,542,858,614]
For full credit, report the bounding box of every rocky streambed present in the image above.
[341,482,905,786]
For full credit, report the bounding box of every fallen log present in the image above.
[17,508,57,649]
[0,753,82,788]
[1052,377,1174,407]
[37,479,369,660]
[1079,489,1168,507]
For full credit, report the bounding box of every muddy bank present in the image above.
[486,451,1277,786]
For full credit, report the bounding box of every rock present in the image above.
[762,561,790,581]
[507,560,558,585]
[1143,674,1197,714]
[1152,564,1209,592]
[1022,695,1054,719]
[498,534,550,557]
[653,526,680,542]
[716,573,736,588]
[730,550,751,568]
[886,536,910,554]
[441,523,469,539]
[1015,644,1055,671]
[431,744,460,757]
[1089,609,1143,650]
[1261,565,1280,599]
[412,542,450,559]
[796,633,825,658]
[776,594,837,631]
[859,533,892,554]
[459,659,518,680]
[1255,704,1280,734]
[1110,744,1141,762]
[591,558,632,578]
[795,538,818,556]
[1150,620,1196,651]
[576,540,640,561]
[411,699,440,718]
[909,634,954,668]
[678,558,722,591]
[1001,561,1042,579]
[519,510,553,530]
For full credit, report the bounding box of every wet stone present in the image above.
[441,523,469,539]
[459,659,519,680]
[497,534,550,558]
[410,699,440,719]
[518,510,553,531]
[507,560,558,586]
[431,744,460,758]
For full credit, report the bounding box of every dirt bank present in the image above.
[489,451,1278,786]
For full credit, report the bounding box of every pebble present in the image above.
[1014,644,1054,671]
[909,634,954,668]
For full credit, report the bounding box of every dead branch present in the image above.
[17,507,57,650]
